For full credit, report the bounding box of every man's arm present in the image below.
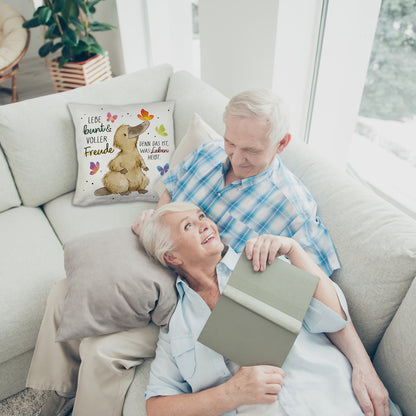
[245,235,390,416]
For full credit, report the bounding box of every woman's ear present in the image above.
[164,252,183,266]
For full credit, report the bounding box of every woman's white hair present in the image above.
[140,201,200,267]
[223,89,290,146]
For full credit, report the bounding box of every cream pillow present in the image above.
[69,101,175,206]
[155,113,223,195]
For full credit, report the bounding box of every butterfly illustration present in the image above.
[138,109,154,121]
[157,163,169,176]
[107,112,118,123]
[90,161,100,175]
[155,124,168,136]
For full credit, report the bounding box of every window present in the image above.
[347,0,416,218]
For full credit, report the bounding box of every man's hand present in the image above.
[245,235,296,272]
[132,209,155,236]
[225,365,284,408]
[352,364,390,416]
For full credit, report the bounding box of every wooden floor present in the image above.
[0,56,56,106]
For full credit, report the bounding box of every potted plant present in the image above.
[23,0,116,92]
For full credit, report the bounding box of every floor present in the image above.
[0,56,55,106]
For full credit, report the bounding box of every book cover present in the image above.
[198,255,319,367]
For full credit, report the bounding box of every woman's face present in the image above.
[162,209,224,267]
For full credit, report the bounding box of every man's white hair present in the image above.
[223,89,290,146]
[140,201,200,267]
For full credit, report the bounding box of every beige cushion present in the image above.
[373,278,416,416]
[166,70,228,146]
[0,64,173,207]
[0,145,20,212]
[280,141,416,357]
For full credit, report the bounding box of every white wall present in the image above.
[199,0,280,98]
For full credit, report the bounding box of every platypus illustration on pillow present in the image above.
[95,120,150,196]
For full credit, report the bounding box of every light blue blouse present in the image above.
[145,248,399,415]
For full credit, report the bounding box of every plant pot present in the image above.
[47,52,112,93]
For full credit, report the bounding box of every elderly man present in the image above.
[133,89,389,415]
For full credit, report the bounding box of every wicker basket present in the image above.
[47,52,112,93]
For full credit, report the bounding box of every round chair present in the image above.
[0,2,30,103]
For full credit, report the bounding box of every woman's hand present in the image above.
[132,209,155,236]
[245,235,297,272]
[225,365,284,407]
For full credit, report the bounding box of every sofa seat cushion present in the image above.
[0,64,173,208]
[0,145,20,212]
[0,206,65,364]
[43,192,156,244]
[281,141,416,356]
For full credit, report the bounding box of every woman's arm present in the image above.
[147,365,284,416]
[132,189,172,236]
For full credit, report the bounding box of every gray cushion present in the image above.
[0,145,20,212]
[0,64,173,207]
[0,207,64,364]
[280,141,416,356]
[56,227,178,341]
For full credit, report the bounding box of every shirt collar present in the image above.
[175,246,240,295]
[221,156,280,186]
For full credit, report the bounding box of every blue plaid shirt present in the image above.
[163,140,340,275]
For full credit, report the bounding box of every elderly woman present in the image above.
[140,202,400,416]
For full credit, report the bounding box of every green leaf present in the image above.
[89,22,114,31]
[62,28,79,46]
[69,15,85,32]
[44,23,59,39]
[39,7,52,24]
[51,42,63,53]
[22,17,41,28]
[58,55,69,68]
[38,41,53,57]
[53,0,65,14]
[89,43,105,56]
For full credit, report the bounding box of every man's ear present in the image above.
[276,133,291,154]
[164,252,183,266]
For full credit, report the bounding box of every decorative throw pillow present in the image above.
[56,227,178,342]
[154,113,223,195]
[68,101,175,206]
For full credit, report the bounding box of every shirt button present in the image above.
[217,192,222,197]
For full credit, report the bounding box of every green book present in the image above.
[198,255,319,367]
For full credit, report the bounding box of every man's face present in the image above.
[224,116,279,179]
[163,209,224,267]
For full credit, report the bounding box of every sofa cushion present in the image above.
[280,141,416,356]
[43,192,155,244]
[0,64,173,207]
[68,101,175,206]
[166,70,228,146]
[56,228,177,341]
[0,206,65,364]
[373,277,416,416]
[0,144,20,212]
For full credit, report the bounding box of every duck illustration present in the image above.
[95,120,150,196]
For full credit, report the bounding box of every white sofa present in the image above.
[0,64,415,416]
